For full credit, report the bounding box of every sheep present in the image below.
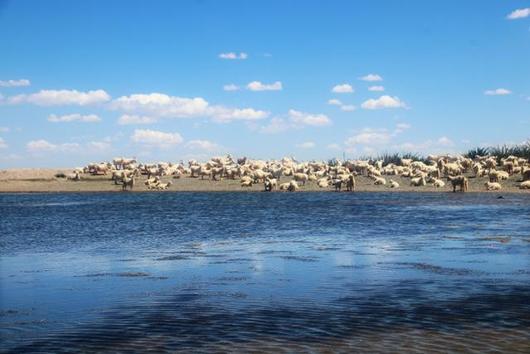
[293,173,309,186]
[279,182,290,190]
[432,179,445,188]
[66,172,80,181]
[287,180,299,192]
[373,177,386,185]
[522,168,530,182]
[448,175,468,192]
[520,180,530,189]
[122,176,135,191]
[346,175,355,192]
[410,176,426,187]
[241,179,253,188]
[317,177,329,188]
[489,170,509,183]
[156,181,172,190]
[264,178,277,191]
[484,181,502,191]
[389,180,399,188]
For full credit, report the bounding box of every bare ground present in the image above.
[0,168,528,194]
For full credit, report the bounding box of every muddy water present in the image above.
[1,192,529,353]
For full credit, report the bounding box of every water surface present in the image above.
[1,192,529,353]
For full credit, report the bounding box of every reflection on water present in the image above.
[1,192,530,353]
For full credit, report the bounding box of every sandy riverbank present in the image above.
[1,168,528,193]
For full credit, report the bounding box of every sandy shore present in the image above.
[1,168,528,193]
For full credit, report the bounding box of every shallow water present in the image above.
[1,192,529,353]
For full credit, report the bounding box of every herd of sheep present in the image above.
[66,154,530,192]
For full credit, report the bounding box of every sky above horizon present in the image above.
[1,0,530,167]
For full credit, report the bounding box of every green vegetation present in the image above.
[465,141,530,161]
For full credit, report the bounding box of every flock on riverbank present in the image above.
[60,153,530,192]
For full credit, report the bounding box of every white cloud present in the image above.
[259,117,290,134]
[343,123,410,153]
[0,127,9,133]
[131,129,183,147]
[394,123,411,134]
[0,79,30,87]
[288,109,331,126]
[87,141,111,151]
[48,113,101,123]
[118,114,157,125]
[331,84,353,93]
[327,143,341,150]
[26,140,80,153]
[8,89,110,106]
[111,92,268,123]
[360,74,383,82]
[361,95,406,109]
[112,93,208,117]
[247,81,282,91]
[223,84,240,91]
[186,140,220,152]
[296,141,315,149]
[327,99,342,105]
[368,85,385,92]
[345,128,393,146]
[397,136,456,153]
[484,88,511,96]
[0,137,7,149]
[340,105,356,112]
[219,52,248,60]
[210,107,269,123]
[437,136,454,146]
[507,8,530,20]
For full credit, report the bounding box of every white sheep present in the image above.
[484,181,502,191]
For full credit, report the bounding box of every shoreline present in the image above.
[1,168,528,194]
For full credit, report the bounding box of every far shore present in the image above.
[1,168,528,194]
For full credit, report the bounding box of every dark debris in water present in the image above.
[279,255,319,262]
[391,262,482,276]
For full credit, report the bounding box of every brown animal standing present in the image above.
[448,175,468,192]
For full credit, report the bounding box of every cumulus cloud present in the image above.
[48,113,101,123]
[223,84,240,91]
[0,79,30,87]
[345,128,393,146]
[111,92,268,123]
[331,84,353,93]
[343,123,411,153]
[296,141,315,149]
[484,88,511,96]
[507,8,530,20]
[247,81,282,91]
[210,107,269,123]
[360,74,383,82]
[26,139,110,154]
[288,109,331,126]
[131,129,183,147]
[260,110,331,133]
[327,99,342,106]
[437,136,454,146]
[185,140,220,152]
[361,95,406,109]
[219,52,248,60]
[259,117,291,134]
[7,89,110,106]
[118,114,157,125]
[368,86,385,92]
[26,139,80,153]
[0,137,7,149]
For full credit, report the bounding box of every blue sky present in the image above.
[0,0,529,167]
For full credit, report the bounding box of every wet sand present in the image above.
[0,168,528,193]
